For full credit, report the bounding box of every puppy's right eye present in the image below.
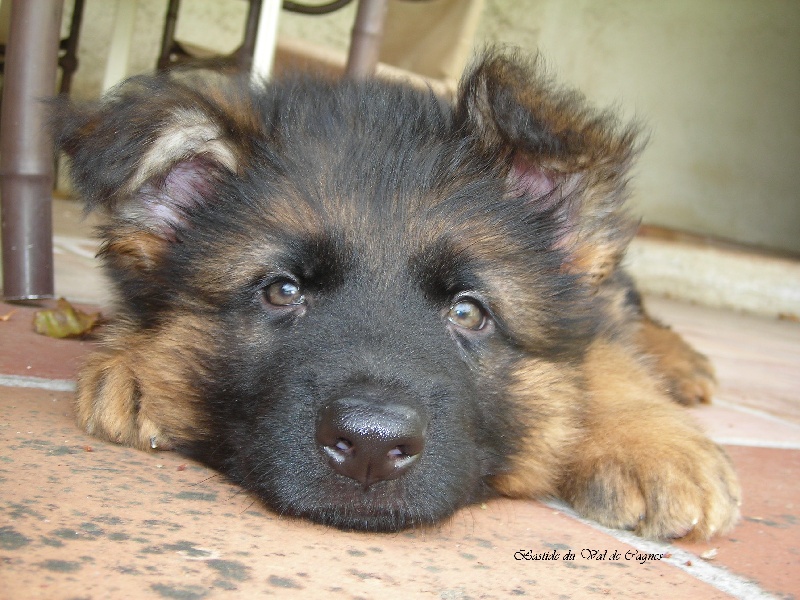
[261,280,305,307]
[447,297,488,331]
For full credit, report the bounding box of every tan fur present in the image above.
[557,339,740,540]
[637,315,716,405]
[489,319,740,540]
[75,315,211,451]
[101,228,166,274]
[490,359,582,498]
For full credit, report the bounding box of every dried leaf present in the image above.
[32,298,101,339]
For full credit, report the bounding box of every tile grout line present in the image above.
[708,398,800,448]
[0,374,77,392]
[542,499,779,600]
[713,438,800,450]
[714,398,800,429]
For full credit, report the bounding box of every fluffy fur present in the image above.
[54,50,740,539]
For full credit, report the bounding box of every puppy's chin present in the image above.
[280,499,440,533]
[263,479,482,532]
[230,446,492,532]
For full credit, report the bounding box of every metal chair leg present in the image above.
[0,0,63,301]
[345,0,388,78]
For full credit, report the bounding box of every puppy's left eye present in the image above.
[447,297,488,331]
[262,280,305,307]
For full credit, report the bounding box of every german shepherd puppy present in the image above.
[54,50,740,539]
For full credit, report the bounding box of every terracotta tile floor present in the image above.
[1,200,799,599]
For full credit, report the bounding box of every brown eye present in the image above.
[263,280,305,307]
[447,298,487,331]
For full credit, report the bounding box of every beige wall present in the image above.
[63,0,800,253]
[477,0,800,254]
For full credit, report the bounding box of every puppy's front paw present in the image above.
[661,342,716,406]
[639,317,716,405]
[563,433,741,540]
[76,351,171,451]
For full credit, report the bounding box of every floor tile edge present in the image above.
[542,499,778,600]
[0,374,77,392]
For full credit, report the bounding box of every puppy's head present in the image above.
[56,51,639,531]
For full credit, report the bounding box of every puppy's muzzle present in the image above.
[316,392,427,489]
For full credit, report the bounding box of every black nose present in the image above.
[315,396,427,488]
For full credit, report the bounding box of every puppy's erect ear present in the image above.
[456,50,642,283]
[53,74,257,240]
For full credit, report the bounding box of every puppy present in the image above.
[54,50,740,539]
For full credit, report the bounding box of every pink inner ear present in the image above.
[507,153,559,201]
[506,152,584,210]
[137,155,222,239]
[506,153,584,252]
[163,157,219,204]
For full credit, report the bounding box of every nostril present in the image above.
[334,438,353,453]
[388,444,421,459]
[388,445,420,473]
[322,438,354,465]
